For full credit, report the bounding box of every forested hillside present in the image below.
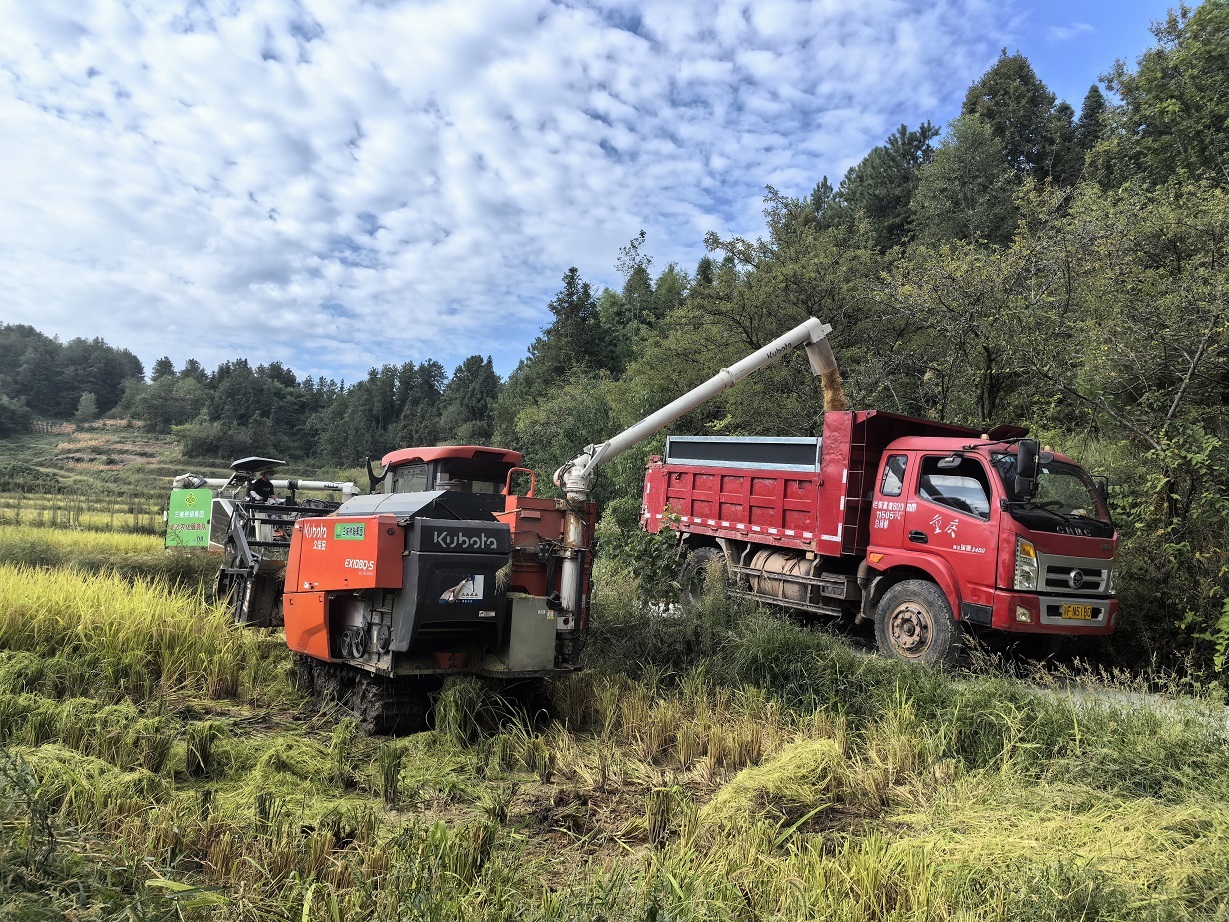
[0,326,143,435]
[3,2,1227,679]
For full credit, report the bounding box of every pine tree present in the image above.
[962,51,1059,178]
[151,357,176,381]
[1075,85,1108,152]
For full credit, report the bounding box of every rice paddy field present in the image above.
[2,426,1228,920]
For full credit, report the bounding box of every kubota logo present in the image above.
[303,523,329,540]
[432,530,498,550]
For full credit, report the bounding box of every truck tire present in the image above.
[874,580,961,665]
[679,546,724,607]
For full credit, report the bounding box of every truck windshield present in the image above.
[991,452,1111,528]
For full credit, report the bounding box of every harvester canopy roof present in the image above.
[230,457,287,474]
[381,446,522,469]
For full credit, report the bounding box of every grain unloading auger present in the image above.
[168,319,836,732]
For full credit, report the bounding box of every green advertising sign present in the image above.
[334,522,365,541]
[165,489,213,548]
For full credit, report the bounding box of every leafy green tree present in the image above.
[174,412,269,462]
[1098,0,1229,186]
[208,360,267,427]
[73,392,98,423]
[652,264,688,318]
[0,326,49,378]
[58,337,143,416]
[138,377,209,433]
[988,180,1229,668]
[913,115,1019,245]
[880,234,1035,425]
[309,395,372,464]
[501,368,615,501]
[612,189,876,440]
[1013,182,1229,444]
[0,396,32,437]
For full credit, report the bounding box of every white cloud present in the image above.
[1048,22,1096,43]
[0,0,1010,381]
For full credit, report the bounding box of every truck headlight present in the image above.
[1014,537,1038,591]
[1107,568,1116,595]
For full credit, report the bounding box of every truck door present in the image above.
[869,453,910,549]
[903,454,999,614]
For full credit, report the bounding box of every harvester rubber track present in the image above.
[292,654,428,736]
[352,672,428,735]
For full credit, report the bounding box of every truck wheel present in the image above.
[874,580,961,665]
[679,546,725,607]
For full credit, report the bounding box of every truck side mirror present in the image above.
[1014,439,1039,498]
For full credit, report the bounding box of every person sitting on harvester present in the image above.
[248,469,276,503]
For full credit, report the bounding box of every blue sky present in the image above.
[0,0,1179,384]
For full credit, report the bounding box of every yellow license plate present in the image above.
[1061,603,1094,620]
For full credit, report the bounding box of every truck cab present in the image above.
[865,439,1116,661]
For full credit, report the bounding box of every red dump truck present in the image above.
[642,410,1118,663]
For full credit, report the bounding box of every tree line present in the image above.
[0,325,144,436]
[2,2,1226,677]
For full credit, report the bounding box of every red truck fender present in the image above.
[861,552,963,622]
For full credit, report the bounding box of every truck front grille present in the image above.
[1037,550,1112,596]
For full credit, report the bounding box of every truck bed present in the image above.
[641,411,981,557]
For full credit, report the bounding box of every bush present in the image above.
[0,396,33,438]
[587,561,748,677]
